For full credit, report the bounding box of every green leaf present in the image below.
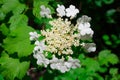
[106,9,116,23]
[98,50,119,66]
[111,34,118,41]
[0,23,9,36]
[0,74,4,80]
[109,68,118,76]
[102,34,110,41]
[0,54,30,80]
[103,0,114,4]
[0,9,6,21]
[107,54,119,65]
[105,41,112,45]
[9,14,28,31]
[12,3,27,15]
[3,26,34,57]
[95,0,102,7]
[1,0,20,14]
[82,58,100,72]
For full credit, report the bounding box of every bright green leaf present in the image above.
[1,0,20,14]
[83,58,100,72]
[9,14,28,31]
[12,3,27,15]
[0,23,9,36]
[98,50,119,66]
[107,54,119,65]
[3,26,34,57]
[0,54,30,80]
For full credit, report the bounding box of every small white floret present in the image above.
[56,4,66,17]
[40,5,51,18]
[66,5,79,18]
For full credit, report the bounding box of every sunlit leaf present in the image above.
[3,26,34,57]
[0,54,30,80]
[0,23,9,36]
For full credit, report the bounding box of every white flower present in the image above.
[33,53,49,67]
[40,5,51,18]
[65,57,80,69]
[50,55,69,73]
[83,43,96,52]
[34,40,46,53]
[49,55,80,73]
[29,32,39,41]
[56,4,66,17]
[78,25,94,36]
[66,5,79,18]
[77,15,94,37]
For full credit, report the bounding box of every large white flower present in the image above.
[66,5,79,18]
[56,4,66,17]
[29,32,39,41]
[40,5,51,18]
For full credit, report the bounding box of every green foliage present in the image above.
[0,24,9,36]
[0,0,27,14]
[0,74,4,80]
[82,58,101,72]
[98,50,119,66]
[9,14,28,30]
[106,9,116,23]
[103,34,120,48]
[0,53,30,80]
[2,26,34,57]
[94,0,114,7]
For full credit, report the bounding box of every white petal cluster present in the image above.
[49,55,80,73]
[40,5,51,18]
[56,4,66,17]
[29,32,40,41]
[33,52,49,67]
[34,40,46,53]
[41,18,80,55]
[56,4,79,18]
[32,40,49,67]
[77,15,94,40]
[66,5,79,18]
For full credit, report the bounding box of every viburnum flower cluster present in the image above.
[29,4,96,73]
